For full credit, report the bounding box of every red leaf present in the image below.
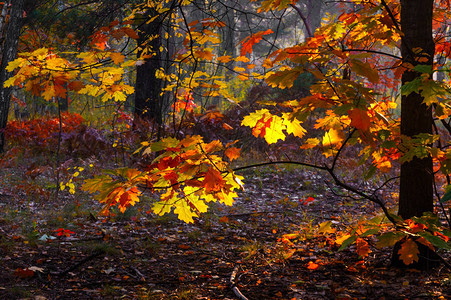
[55,228,75,237]
[14,268,35,278]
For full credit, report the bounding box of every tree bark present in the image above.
[133,9,164,130]
[399,0,434,220]
[392,0,439,269]
[0,0,27,153]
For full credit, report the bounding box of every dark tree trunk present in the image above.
[399,0,434,220]
[392,0,439,269]
[133,9,163,130]
[0,0,27,153]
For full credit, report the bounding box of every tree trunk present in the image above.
[133,9,163,133]
[0,0,27,153]
[392,0,439,269]
[305,0,323,37]
[399,0,434,220]
[220,1,235,79]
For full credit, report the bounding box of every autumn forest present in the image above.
[1,0,451,299]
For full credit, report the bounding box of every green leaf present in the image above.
[376,232,406,248]
[400,77,422,96]
[440,185,451,203]
[418,232,451,250]
[338,235,357,251]
[266,67,303,89]
[413,64,433,74]
[360,228,380,238]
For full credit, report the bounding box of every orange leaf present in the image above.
[224,147,240,161]
[356,238,371,258]
[118,187,140,212]
[398,238,419,265]
[222,123,233,130]
[240,29,273,56]
[219,216,230,223]
[195,49,214,60]
[68,81,84,91]
[204,167,224,192]
[348,108,371,131]
[217,55,232,63]
[307,261,319,270]
[110,52,125,64]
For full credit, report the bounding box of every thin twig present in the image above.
[230,265,248,300]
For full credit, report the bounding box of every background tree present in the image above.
[0,0,36,153]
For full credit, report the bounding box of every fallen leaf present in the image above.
[307,261,319,270]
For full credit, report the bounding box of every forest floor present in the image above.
[0,165,450,299]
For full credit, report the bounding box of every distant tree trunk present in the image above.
[392,0,438,269]
[133,9,163,133]
[220,2,235,79]
[0,0,27,153]
[305,0,322,36]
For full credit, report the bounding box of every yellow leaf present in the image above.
[300,138,320,149]
[322,128,344,147]
[335,233,351,245]
[42,84,56,101]
[174,200,197,223]
[242,109,287,144]
[6,58,25,72]
[235,56,250,63]
[282,113,306,138]
[317,221,336,234]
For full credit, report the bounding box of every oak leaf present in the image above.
[398,238,419,265]
[110,52,125,64]
[224,147,240,161]
[204,167,224,193]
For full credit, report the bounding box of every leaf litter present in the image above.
[0,166,449,299]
